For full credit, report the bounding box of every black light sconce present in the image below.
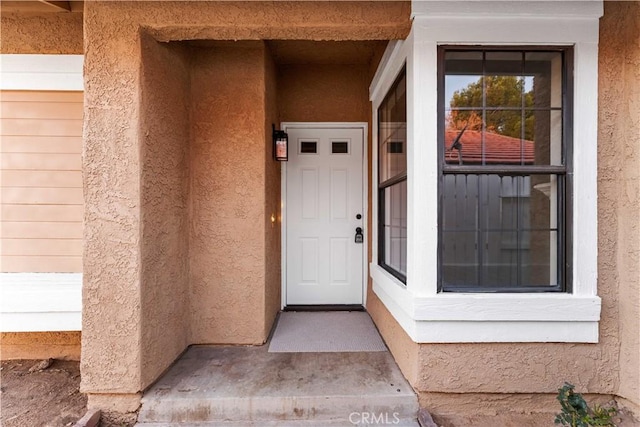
[273,124,288,161]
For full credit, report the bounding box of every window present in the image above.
[300,140,317,154]
[331,141,349,154]
[439,47,571,293]
[378,68,407,282]
[369,2,602,343]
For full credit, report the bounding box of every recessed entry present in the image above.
[332,141,349,154]
[300,140,318,154]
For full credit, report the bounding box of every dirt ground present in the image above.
[1,359,87,427]
[1,358,638,427]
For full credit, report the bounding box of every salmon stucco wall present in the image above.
[278,64,370,124]
[367,1,640,423]
[189,42,270,345]
[0,11,82,54]
[81,0,409,409]
[139,33,191,389]
[264,45,282,338]
[599,1,640,413]
[82,1,144,397]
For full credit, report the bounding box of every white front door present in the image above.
[284,125,365,306]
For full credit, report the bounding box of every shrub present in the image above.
[555,382,617,427]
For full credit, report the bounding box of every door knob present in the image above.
[355,227,363,243]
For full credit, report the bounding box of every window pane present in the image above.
[332,141,349,154]
[441,174,559,288]
[485,75,524,108]
[482,230,519,287]
[486,51,523,74]
[379,70,407,183]
[300,141,317,154]
[444,49,564,167]
[439,46,570,293]
[444,110,481,164]
[442,231,478,286]
[382,180,407,277]
[529,110,564,166]
[445,51,483,109]
[525,51,563,109]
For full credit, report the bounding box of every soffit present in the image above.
[187,40,387,65]
[266,40,388,65]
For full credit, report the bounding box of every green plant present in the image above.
[555,382,618,427]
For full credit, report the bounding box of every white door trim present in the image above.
[281,122,368,309]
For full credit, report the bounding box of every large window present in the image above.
[378,68,407,282]
[439,47,572,292]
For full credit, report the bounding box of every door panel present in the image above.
[286,127,364,305]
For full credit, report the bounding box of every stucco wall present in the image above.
[139,33,191,389]
[80,0,409,401]
[0,11,82,54]
[367,1,640,422]
[278,64,370,123]
[599,1,640,412]
[264,45,281,338]
[82,2,144,396]
[189,42,269,345]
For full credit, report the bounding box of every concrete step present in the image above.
[137,419,420,427]
[136,345,418,426]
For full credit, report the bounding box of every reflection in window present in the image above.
[378,68,407,282]
[444,50,563,167]
[439,48,570,292]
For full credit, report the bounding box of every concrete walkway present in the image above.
[136,344,419,426]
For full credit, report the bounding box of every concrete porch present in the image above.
[135,344,419,426]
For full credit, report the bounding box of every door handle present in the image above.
[355,227,363,243]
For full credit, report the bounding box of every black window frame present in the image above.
[378,67,407,284]
[437,46,574,293]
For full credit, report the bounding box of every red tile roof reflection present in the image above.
[444,129,535,164]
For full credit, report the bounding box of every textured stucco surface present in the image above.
[0,11,83,54]
[278,64,370,123]
[264,45,281,338]
[366,0,640,419]
[189,42,269,345]
[82,2,144,394]
[598,1,640,411]
[0,332,81,360]
[5,0,637,421]
[139,33,191,389]
[80,0,410,400]
[366,292,419,385]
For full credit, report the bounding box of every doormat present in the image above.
[268,311,387,353]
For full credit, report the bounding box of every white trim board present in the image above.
[0,273,82,332]
[368,2,603,343]
[280,122,369,309]
[0,54,84,91]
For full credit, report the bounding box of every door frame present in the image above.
[280,122,369,309]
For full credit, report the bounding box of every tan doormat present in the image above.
[268,311,388,353]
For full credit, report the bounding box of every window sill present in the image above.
[370,264,601,343]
